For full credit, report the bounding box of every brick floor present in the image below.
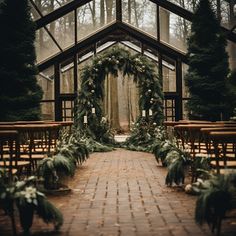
[0,149,236,235]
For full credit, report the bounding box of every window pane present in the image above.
[122,0,157,38]
[77,0,116,42]
[46,11,75,50]
[29,2,41,20]
[60,66,74,94]
[35,28,61,63]
[160,7,191,53]
[37,66,55,120]
[163,59,176,92]
[31,0,73,16]
[167,0,195,12]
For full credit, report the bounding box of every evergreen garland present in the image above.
[185,0,231,121]
[75,47,163,150]
[0,0,43,121]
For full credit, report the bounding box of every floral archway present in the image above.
[75,47,164,147]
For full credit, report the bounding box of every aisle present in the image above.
[0,149,212,235]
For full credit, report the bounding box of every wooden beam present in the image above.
[54,63,62,121]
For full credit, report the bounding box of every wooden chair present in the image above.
[206,131,236,174]
[14,124,61,171]
[0,130,23,179]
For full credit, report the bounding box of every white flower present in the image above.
[101,117,107,123]
[91,90,95,93]
[184,184,193,193]
[148,89,151,93]
[19,186,38,204]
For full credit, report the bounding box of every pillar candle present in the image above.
[83,115,88,124]
[149,109,153,116]
[142,110,146,117]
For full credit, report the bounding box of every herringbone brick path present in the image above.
[0,149,235,235]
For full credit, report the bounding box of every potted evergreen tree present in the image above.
[0,0,42,121]
[184,0,231,121]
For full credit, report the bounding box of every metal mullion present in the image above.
[156,5,160,42]
[44,26,63,52]
[35,0,92,30]
[74,9,77,44]
[29,0,44,18]
[116,0,122,22]
[29,0,63,52]
[37,22,188,71]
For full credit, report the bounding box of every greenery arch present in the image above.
[75,47,164,145]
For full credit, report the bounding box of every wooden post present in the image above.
[175,58,183,121]
[54,63,62,121]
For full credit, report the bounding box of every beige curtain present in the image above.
[104,71,139,133]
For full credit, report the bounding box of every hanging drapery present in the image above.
[104,71,139,133]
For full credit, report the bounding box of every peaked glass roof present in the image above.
[29,0,236,71]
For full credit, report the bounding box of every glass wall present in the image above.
[77,0,116,42]
[122,0,157,38]
[182,62,189,120]
[160,7,191,53]
[46,11,75,50]
[35,28,61,63]
[31,0,73,17]
[37,66,55,120]
[162,57,176,92]
[60,66,74,94]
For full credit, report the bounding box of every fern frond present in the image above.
[53,154,75,177]
[36,196,63,230]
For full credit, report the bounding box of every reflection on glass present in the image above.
[46,11,75,50]
[160,7,190,52]
[77,0,116,41]
[122,0,157,38]
[35,28,61,62]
